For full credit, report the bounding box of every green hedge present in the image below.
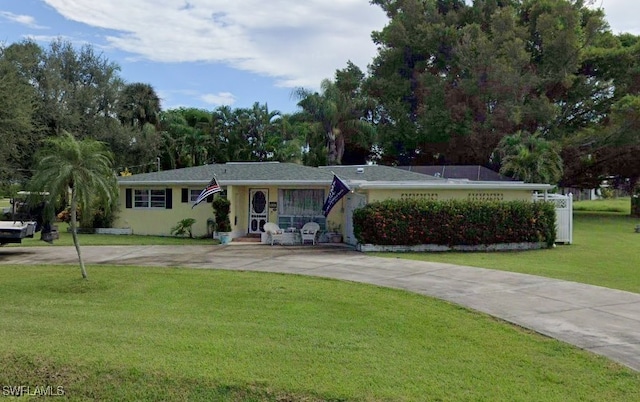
[353,199,556,248]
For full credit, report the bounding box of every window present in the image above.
[278,189,324,215]
[183,188,226,204]
[134,189,166,208]
[277,189,326,230]
[189,189,201,202]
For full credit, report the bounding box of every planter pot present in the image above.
[330,234,342,243]
[218,232,232,245]
[94,228,132,235]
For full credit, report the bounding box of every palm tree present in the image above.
[294,77,375,165]
[494,131,563,184]
[117,82,161,129]
[247,102,280,161]
[30,131,117,279]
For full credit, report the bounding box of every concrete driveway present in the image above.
[2,243,639,371]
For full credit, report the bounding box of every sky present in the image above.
[0,0,638,114]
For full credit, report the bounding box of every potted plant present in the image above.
[212,196,232,244]
[327,222,343,243]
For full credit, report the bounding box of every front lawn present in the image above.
[573,197,631,214]
[1,265,638,401]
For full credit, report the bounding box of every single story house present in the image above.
[114,162,554,245]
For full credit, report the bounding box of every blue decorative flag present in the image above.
[322,174,350,217]
[192,177,221,208]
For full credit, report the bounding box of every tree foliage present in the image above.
[366,0,635,170]
[295,62,376,165]
[3,2,640,206]
[29,132,117,279]
[0,38,162,182]
[494,131,563,183]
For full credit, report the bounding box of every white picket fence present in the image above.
[533,193,573,244]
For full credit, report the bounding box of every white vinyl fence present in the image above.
[533,193,573,244]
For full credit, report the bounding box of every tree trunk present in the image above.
[335,133,345,165]
[70,190,88,279]
[326,128,338,165]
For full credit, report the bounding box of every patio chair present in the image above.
[300,222,320,245]
[264,222,285,245]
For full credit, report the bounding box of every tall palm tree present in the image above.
[30,131,117,279]
[294,77,375,165]
[247,102,280,161]
[494,131,563,184]
[117,82,161,129]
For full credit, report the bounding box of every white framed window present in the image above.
[189,189,201,203]
[277,189,326,230]
[134,189,166,208]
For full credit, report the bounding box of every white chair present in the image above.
[263,222,285,245]
[300,222,320,245]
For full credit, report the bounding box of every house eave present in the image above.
[353,181,554,191]
[117,180,333,187]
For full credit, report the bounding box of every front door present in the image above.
[248,189,268,234]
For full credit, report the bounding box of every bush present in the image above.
[171,218,197,238]
[212,197,231,233]
[353,199,556,248]
[600,187,615,199]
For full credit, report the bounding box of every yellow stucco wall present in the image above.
[366,188,534,203]
[113,185,535,238]
[325,197,346,233]
[113,185,220,237]
[113,184,332,237]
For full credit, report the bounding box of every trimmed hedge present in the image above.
[353,199,556,248]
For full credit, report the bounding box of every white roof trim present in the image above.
[353,181,554,191]
[118,179,553,191]
[118,180,332,187]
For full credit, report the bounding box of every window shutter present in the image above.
[181,188,188,203]
[165,188,173,209]
[125,189,132,209]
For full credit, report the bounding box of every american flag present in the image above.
[192,177,221,208]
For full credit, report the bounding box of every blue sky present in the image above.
[1,0,637,114]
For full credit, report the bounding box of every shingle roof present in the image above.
[319,165,443,182]
[117,162,334,186]
[397,165,515,181]
[115,162,552,190]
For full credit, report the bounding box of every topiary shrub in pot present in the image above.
[212,196,232,244]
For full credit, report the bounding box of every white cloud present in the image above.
[23,34,73,43]
[0,11,47,29]
[41,0,388,89]
[597,0,640,35]
[200,92,236,106]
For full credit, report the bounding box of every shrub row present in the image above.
[353,199,556,247]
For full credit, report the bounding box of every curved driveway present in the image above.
[2,244,639,371]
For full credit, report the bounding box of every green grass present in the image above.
[375,207,640,293]
[1,265,638,401]
[573,197,631,214]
